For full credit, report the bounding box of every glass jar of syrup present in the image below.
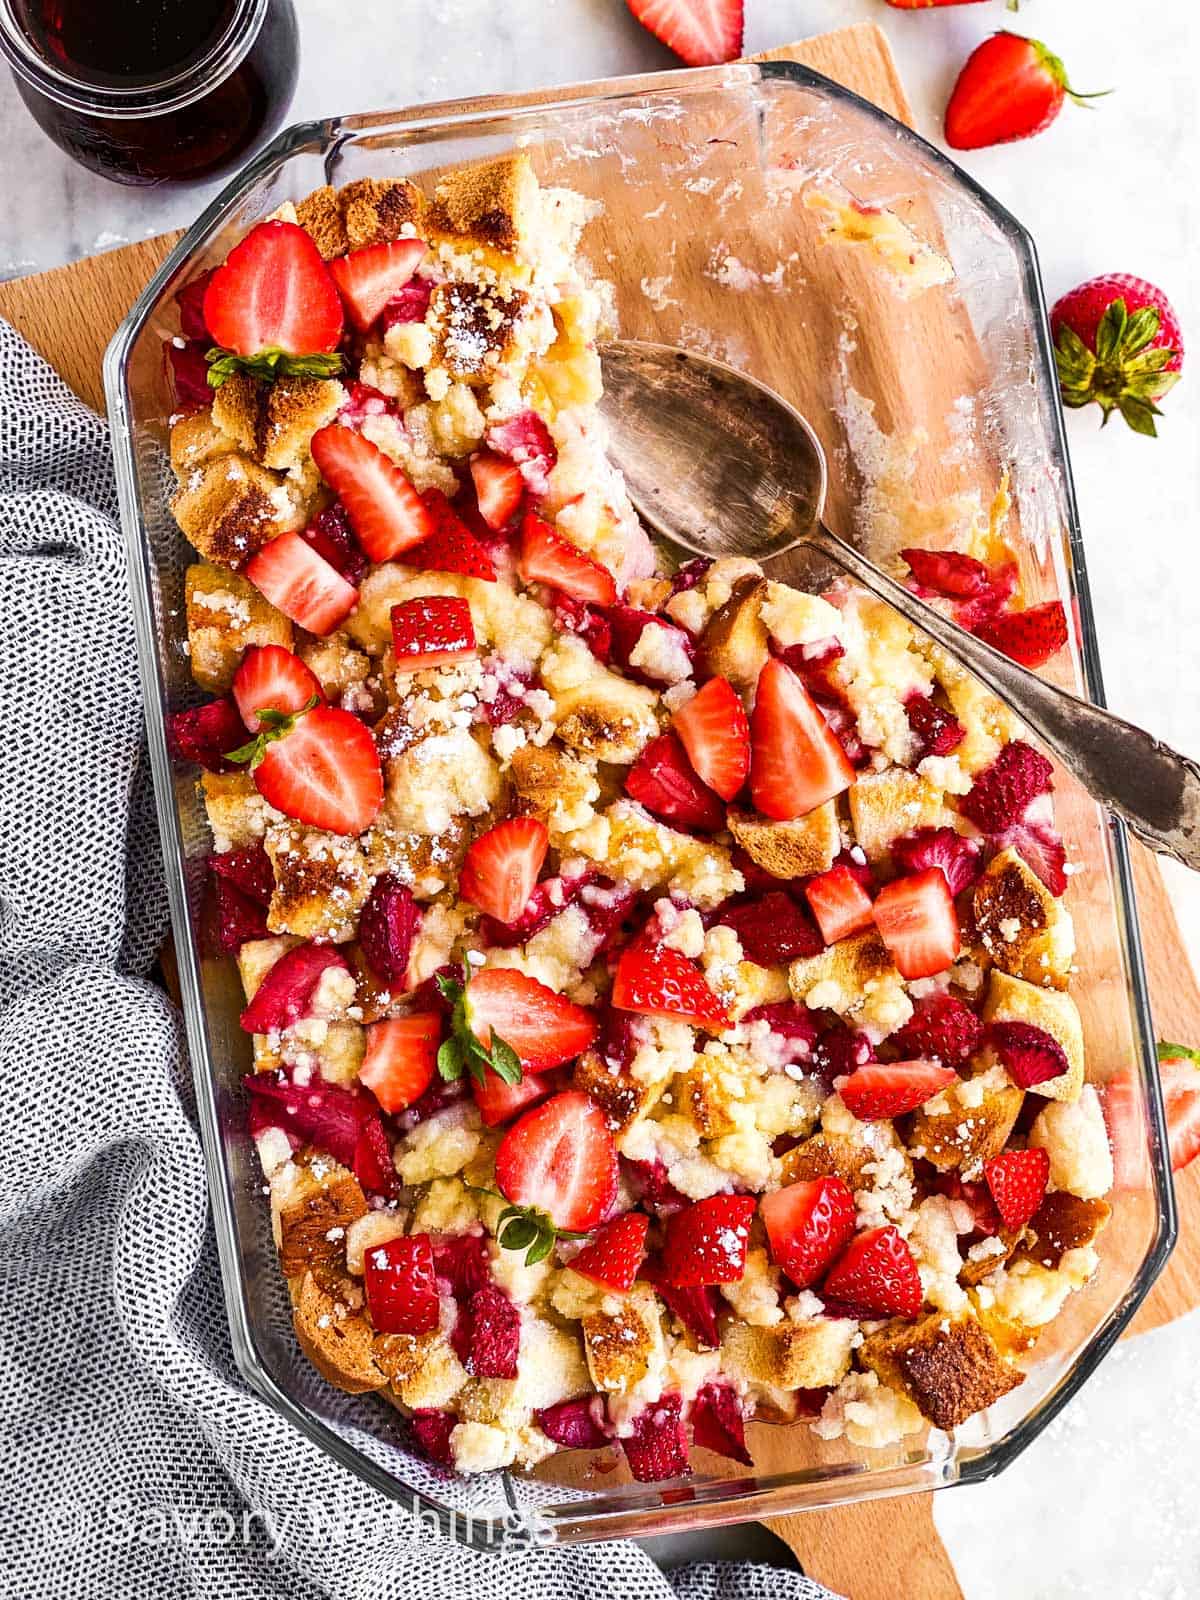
[0,0,298,185]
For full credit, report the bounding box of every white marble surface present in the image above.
[2,1,1197,1592]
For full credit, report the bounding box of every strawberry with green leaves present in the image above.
[1051,275,1184,437]
[493,1090,619,1263]
[434,965,598,1092]
[944,33,1106,152]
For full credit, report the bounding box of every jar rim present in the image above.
[0,0,269,117]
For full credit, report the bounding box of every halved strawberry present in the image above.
[1106,1045,1200,1189]
[761,1176,856,1290]
[470,450,524,531]
[536,1395,612,1450]
[232,644,325,733]
[459,817,549,924]
[310,424,433,562]
[478,865,600,949]
[471,1065,561,1129]
[989,1021,1068,1088]
[410,489,497,581]
[359,1013,440,1114]
[168,696,246,772]
[625,0,743,67]
[640,1256,721,1346]
[837,1060,958,1120]
[390,595,477,670]
[518,511,617,605]
[250,704,383,835]
[750,657,855,821]
[822,1224,923,1319]
[973,602,1068,668]
[570,1212,649,1291]
[244,531,358,636]
[465,968,598,1074]
[607,607,695,688]
[625,732,725,833]
[672,676,750,801]
[358,875,419,986]
[960,740,1054,833]
[203,220,343,357]
[661,1194,756,1286]
[1158,1046,1200,1173]
[872,868,960,980]
[364,1234,439,1336]
[611,942,731,1031]
[892,993,983,1066]
[804,864,875,945]
[983,1146,1050,1232]
[328,238,427,333]
[494,1090,619,1232]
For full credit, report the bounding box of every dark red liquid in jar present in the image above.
[6,0,298,185]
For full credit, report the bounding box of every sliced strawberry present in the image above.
[471,1064,560,1129]
[690,1381,752,1467]
[518,511,617,606]
[328,238,427,333]
[983,1146,1050,1232]
[1158,1048,1200,1173]
[203,220,343,357]
[1000,813,1069,897]
[364,1234,439,1336]
[761,1176,856,1290]
[822,1224,923,1319]
[390,595,477,671]
[486,410,558,496]
[409,489,497,581]
[536,1395,612,1450]
[804,865,875,945]
[244,531,358,636]
[358,874,419,987]
[625,0,743,67]
[611,942,731,1030]
[459,817,549,924]
[452,1282,521,1379]
[239,942,350,1033]
[873,868,960,980]
[465,968,598,1073]
[838,1060,958,1121]
[359,1013,440,1114]
[714,890,824,966]
[625,732,725,833]
[245,1076,393,1197]
[478,865,600,949]
[494,1090,619,1232]
[469,450,524,532]
[989,1021,1068,1088]
[570,1212,650,1291]
[973,602,1068,668]
[169,696,246,772]
[750,657,855,821]
[891,826,983,896]
[251,705,383,835]
[310,424,433,563]
[209,844,274,905]
[232,644,324,733]
[620,1391,691,1483]
[672,676,750,801]
[904,692,965,759]
[892,993,983,1066]
[901,546,992,598]
[640,1256,721,1347]
[661,1194,756,1286]
[299,501,368,588]
[960,740,1055,833]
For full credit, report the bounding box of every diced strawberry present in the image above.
[486,410,558,497]
[953,561,1019,630]
[761,1176,856,1289]
[578,880,643,956]
[873,868,960,980]
[672,675,750,801]
[611,942,731,1030]
[892,993,983,1066]
[165,339,212,409]
[244,530,358,636]
[606,606,695,688]
[811,1024,875,1086]
[931,1171,1002,1237]
[475,658,535,729]
[822,1224,923,1319]
[625,0,742,67]
[299,501,368,587]
[175,269,214,340]
[904,692,965,759]
[989,1020,1068,1088]
[833,847,874,892]
[232,644,324,733]
[239,943,350,1033]
[358,874,419,987]
[210,875,270,952]
[536,1396,611,1450]
[328,238,427,332]
[667,556,713,598]
[203,220,343,357]
[431,1232,490,1302]
[804,865,875,945]
[983,1146,1050,1231]
[901,546,992,599]
[518,512,617,605]
[690,1381,752,1467]
[465,968,598,1073]
[973,602,1068,668]
[469,450,524,532]
[891,826,983,896]
[249,704,383,835]
[570,1212,650,1292]
[337,379,399,428]
[453,1283,520,1379]
[409,489,497,581]
[624,1161,691,1221]
[353,1113,401,1199]
[310,425,433,562]
[390,595,477,670]
[750,658,855,821]
[625,732,726,833]
[743,1001,819,1063]
[641,1256,722,1347]
[364,1234,439,1336]
[169,696,246,772]
[494,1090,619,1232]
[620,1392,691,1483]
[714,890,825,966]
[460,817,550,924]
[1000,813,1069,897]
[381,277,433,328]
[471,1066,561,1129]
[209,844,273,904]
[478,865,600,949]
[244,1076,388,1187]
[838,1060,958,1120]
[662,1194,756,1286]
[359,1013,440,1114]
[410,1409,456,1466]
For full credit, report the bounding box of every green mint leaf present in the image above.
[437,1037,464,1082]
[1157,1041,1200,1063]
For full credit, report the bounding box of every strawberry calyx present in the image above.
[1158,1040,1200,1065]
[1023,35,1108,108]
[205,345,344,390]
[1053,297,1182,437]
[435,966,523,1089]
[226,693,320,769]
[493,1200,589,1267]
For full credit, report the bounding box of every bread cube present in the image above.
[296,177,425,258]
[387,1334,469,1411]
[551,669,659,765]
[171,452,304,570]
[290,1269,386,1395]
[170,411,237,475]
[972,847,1074,990]
[1015,1189,1111,1271]
[509,742,601,836]
[697,574,770,695]
[848,769,954,865]
[726,802,839,879]
[427,280,530,386]
[185,562,293,692]
[573,1048,663,1134]
[788,930,899,1015]
[859,1311,1024,1430]
[581,1285,663,1395]
[211,373,344,472]
[201,770,281,850]
[1028,1084,1113,1198]
[982,970,1085,1102]
[907,1063,1023,1176]
[270,1153,368,1280]
[722,1317,855,1391]
[424,153,539,272]
[264,823,370,943]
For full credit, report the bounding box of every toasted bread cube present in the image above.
[1015,1189,1111,1271]
[908,1063,1023,1176]
[201,770,281,850]
[296,631,375,707]
[170,411,237,476]
[211,373,344,472]
[573,1048,663,1134]
[171,453,304,570]
[313,1021,367,1086]
[290,1269,386,1394]
[549,662,659,765]
[508,741,601,835]
[726,802,838,879]
[1028,1084,1113,1198]
[697,574,770,695]
[982,970,1085,1102]
[427,280,529,386]
[270,1154,368,1279]
[386,1334,469,1410]
[723,1317,856,1392]
[848,768,954,865]
[425,153,538,266]
[344,1210,408,1276]
[571,799,743,910]
[581,1285,663,1395]
[185,562,293,692]
[264,823,370,943]
[779,1098,912,1200]
[456,1317,590,1428]
[296,177,425,258]
[859,1311,1024,1430]
[788,931,898,1013]
[360,816,470,901]
[973,847,1074,990]
[679,1049,758,1140]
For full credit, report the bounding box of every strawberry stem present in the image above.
[1029,37,1111,107]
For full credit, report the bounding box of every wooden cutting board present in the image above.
[2,22,1197,1599]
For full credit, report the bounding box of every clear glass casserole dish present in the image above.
[103,62,1175,1549]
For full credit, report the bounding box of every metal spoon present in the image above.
[598,338,1200,872]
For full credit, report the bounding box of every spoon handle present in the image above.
[805,522,1200,871]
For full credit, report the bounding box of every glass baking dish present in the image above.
[104,62,1175,1549]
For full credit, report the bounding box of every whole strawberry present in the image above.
[944,33,1105,152]
[1051,275,1184,437]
